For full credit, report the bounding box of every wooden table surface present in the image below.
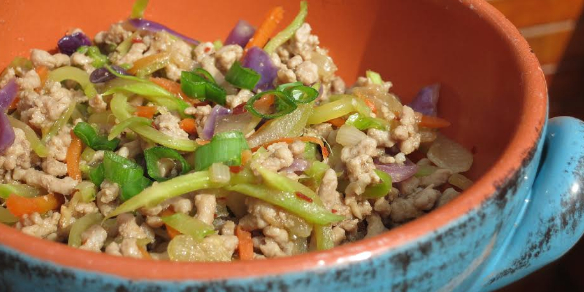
[489,0,584,291]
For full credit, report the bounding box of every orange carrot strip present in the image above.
[66,131,83,181]
[197,140,210,145]
[252,136,329,158]
[236,225,254,260]
[137,245,152,259]
[149,77,197,105]
[245,6,285,51]
[160,208,181,239]
[128,52,170,76]
[35,65,49,90]
[6,193,61,217]
[8,96,19,111]
[241,149,252,165]
[179,118,197,135]
[363,98,377,114]
[136,106,157,119]
[419,115,451,129]
[327,117,346,127]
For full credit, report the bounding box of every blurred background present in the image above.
[489,0,584,291]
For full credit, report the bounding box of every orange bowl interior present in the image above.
[0,0,546,280]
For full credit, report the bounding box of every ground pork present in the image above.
[18,211,60,240]
[96,181,119,216]
[437,188,461,207]
[116,42,148,66]
[12,168,77,195]
[391,105,421,155]
[390,186,440,222]
[194,194,216,225]
[79,225,107,252]
[365,213,388,238]
[252,142,294,172]
[88,94,108,112]
[239,198,310,235]
[18,81,73,130]
[215,45,243,72]
[154,112,189,139]
[17,69,40,91]
[94,23,131,45]
[341,137,380,195]
[30,49,70,69]
[286,23,319,60]
[0,128,32,180]
[318,169,348,213]
[70,52,95,73]
[0,68,16,88]
[419,169,452,187]
[185,105,212,134]
[225,89,253,109]
[367,128,395,148]
[166,38,195,81]
[295,61,319,85]
[46,125,72,162]
[331,76,346,95]
[41,158,68,177]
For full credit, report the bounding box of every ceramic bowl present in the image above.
[1,0,584,291]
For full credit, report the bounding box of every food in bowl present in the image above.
[0,0,474,261]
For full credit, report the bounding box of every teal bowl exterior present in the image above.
[2,116,584,292]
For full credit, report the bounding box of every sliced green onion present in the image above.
[73,122,120,151]
[89,163,105,186]
[245,90,297,119]
[144,146,191,182]
[194,131,249,171]
[264,1,308,54]
[193,68,216,84]
[363,169,392,199]
[213,40,223,50]
[0,183,41,199]
[366,70,383,85]
[68,213,104,247]
[131,0,150,18]
[304,161,329,185]
[103,151,152,201]
[276,82,303,92]
[48,66,97,98]
[181,71,226,105]
[73,181,97,203]
[308,96,354,125]
[110,93,198,151]
[108,117,151,140]
[41,100,76,143]
[6,116,48,157]
[227,184,344,225]
[285,85,319,104]
[345,113,389,131]
[256,166,322,205]
[106,170,211,219]
[225,61,260,90]
[314,224,334,250]
[78,46,108,68]
[0,206,18,224]
[415,164,438,177]
[161,212,215,241]
[209,163,231,184]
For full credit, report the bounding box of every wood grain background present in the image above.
[489,0,584,291]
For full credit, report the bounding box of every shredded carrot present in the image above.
[6,193,61,217]
[128,52,170,75]
[354,91,377,114]
[241,149,252,165]
[179,118,197,135]
[138,245,152,259]
[135,106,157,119]
[252,93,275,113]
[8,96,19,111]
[235,225,254,260]
[149,77,197,105]
[35,65,49,90]
[252,136,329,158]
[419,115,451,129]
[197,140,210,145]
[160,208,181,239]
[66,131,83,181]
[245,6,285,51]
[327,117,346,127]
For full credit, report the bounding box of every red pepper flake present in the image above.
[204,47,211,53]
[230,165,244,173]
[232,103,248,115]
[132,38,143,44]
[295,192,313,203]
[331,209,338,214]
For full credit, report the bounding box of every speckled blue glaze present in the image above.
[2,117,584,292]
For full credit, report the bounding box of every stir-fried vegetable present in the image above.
[161,212,214,241]
[66,131,83,180]
[246,90,297,119]
[245,6,284,50]
[7,116,48,157]
[103,151,152,201]
[110,93,198,151]
[68,213,103,247]
[104,81,189,115]
[225,61,261,90]
[108,117,151,140]
[256,166,323,205]
[128,52,170,77]
[427,135,473,173]
[247,104,313,148]
[77,46,108,68]
[235,225,254,260]
[127,18,200,46]
[41,101,76,143]
[194,131,249,171]
[58,32,91,56]
[0,113,14,153]
[73,181,97,203]
[181,70,227,105]
[0,206,18,224]
[314,225,334,250]
[0,78,18,110]
[264,1,308,54]
[419,115,451,129]
[225,20,256,48]
[48,66,97,98]
[89,163,105,186]
[131,0,150,18]
[209,163,231,184]
[73,122,120,151]
[308,95,355,125]
[0,184,41,199]
[106,170,211,219]
[241,47,278,91]
[362,170,392,198]
[252,136,328,158]
[6,193,61,217]
[345,113,389,131]
[366,70,383,85]
[144,146,191,181]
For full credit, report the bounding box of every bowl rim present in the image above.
[0,0,547,281]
